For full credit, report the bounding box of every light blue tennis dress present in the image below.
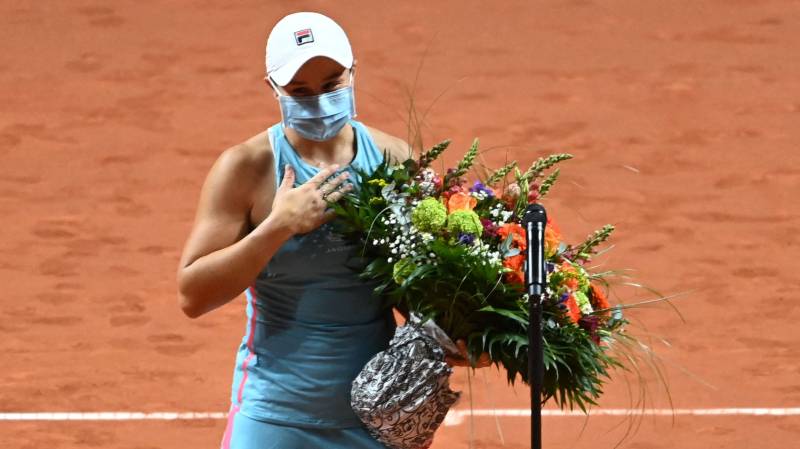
[220,120,395,449]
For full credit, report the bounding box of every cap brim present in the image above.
[270,48,353,86]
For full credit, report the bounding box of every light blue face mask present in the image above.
[269,70,357,142]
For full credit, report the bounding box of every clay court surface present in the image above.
[1,0,799,447]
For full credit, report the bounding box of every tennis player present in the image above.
[177,11,489,449]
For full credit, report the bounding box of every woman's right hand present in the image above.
[269,163,354,237]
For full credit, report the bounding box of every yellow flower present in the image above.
[367,179,388,188]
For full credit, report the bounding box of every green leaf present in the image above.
[476,304,529,327]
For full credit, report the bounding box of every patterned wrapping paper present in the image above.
[351,316,462,449]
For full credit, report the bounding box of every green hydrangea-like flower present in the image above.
[574,290,593,314]
[393,258,417,285]
[446,210,484,236]
[411,198,447,233]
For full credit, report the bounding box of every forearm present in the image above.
[178,216,291,318]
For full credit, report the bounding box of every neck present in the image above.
[283,123,356,167]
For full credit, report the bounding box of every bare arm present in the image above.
[176,146,352,318]
[176,147,286,318]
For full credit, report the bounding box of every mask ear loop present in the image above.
[348,67,358,119]
[267,75,289,127]
[267,75,286,96]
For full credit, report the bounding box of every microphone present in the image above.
[521,203,547,449]
[521,204,547,297]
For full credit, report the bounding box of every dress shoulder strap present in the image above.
[267,122,320,190]
[267,123,285,191]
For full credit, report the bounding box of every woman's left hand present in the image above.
[445,339,492,368]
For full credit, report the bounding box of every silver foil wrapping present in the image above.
[351,316,461,449]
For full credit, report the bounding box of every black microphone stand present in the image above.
[522,204,547,449]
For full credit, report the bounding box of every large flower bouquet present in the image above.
[332,139,644,411]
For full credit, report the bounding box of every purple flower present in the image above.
[457,233,475,245]
[469,181,495,198]
[546,262,556,273]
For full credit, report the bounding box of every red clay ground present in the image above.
[1,1,799,448]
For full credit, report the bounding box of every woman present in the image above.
[177,12,489,449]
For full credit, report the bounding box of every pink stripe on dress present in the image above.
[236,286,258,404]
[223,286,258,449]
[220,404,239,449]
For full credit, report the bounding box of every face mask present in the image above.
[269,70,357,142]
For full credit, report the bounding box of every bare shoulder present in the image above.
[363,124,416,164]
[196,129,274,223]
[215,130,273,194]
[177,129,274,271]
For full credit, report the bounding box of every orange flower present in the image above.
[564,277,579,291]
[544,216,562,256]
[502,254,525,284]
[504,269,525,285]
[447,192,477,213]
[560,261,576,274]
[565,294,581,323]
[560,261,579,290]
[589,283,610,312]
[504,254,524,271]
[498,223,527,251]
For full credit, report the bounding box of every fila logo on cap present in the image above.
[294,28,314,46]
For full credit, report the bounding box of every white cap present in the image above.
[265,12,353,86]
